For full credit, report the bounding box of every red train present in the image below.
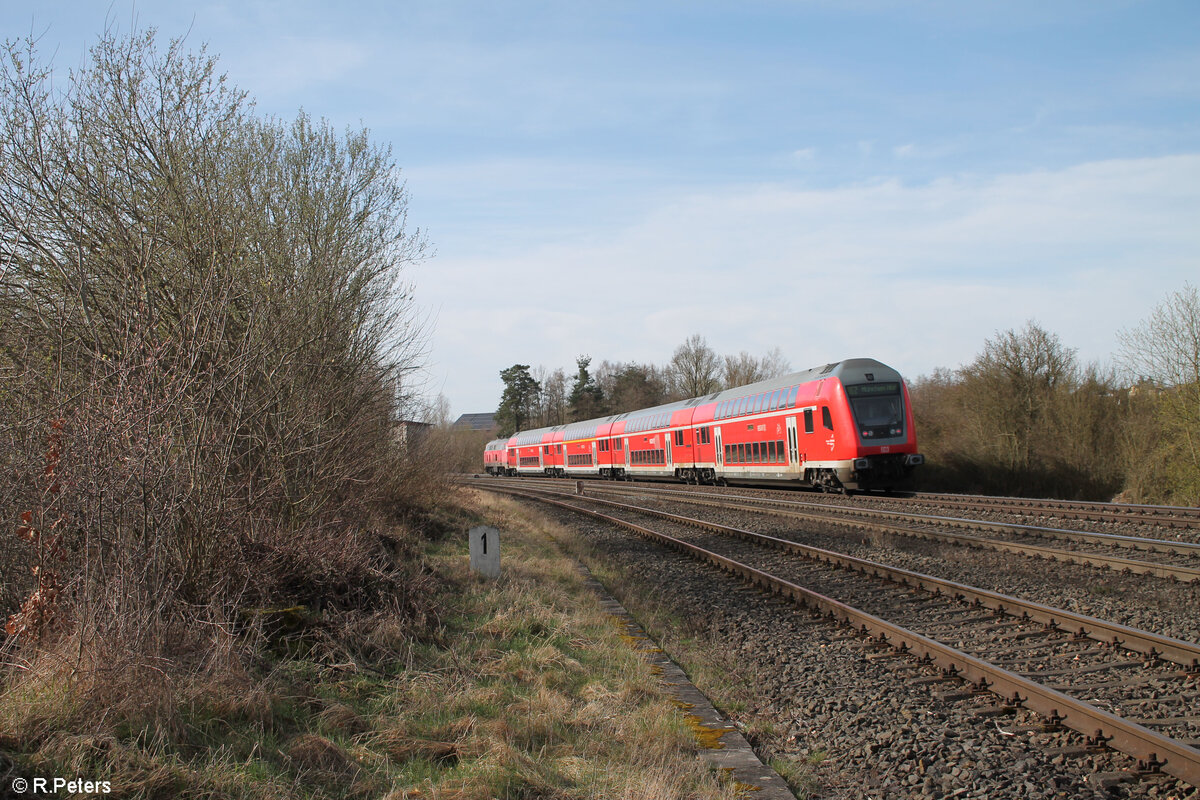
[483,358,923,492]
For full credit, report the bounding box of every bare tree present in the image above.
[541,367,569,426]
[1117,284,1200,502]
[667,334,721,399]
[958,321,1077,472]
[721,347,790,389]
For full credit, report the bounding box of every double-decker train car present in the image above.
[484,357,923,492]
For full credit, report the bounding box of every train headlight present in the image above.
[905,454,924,466]
[854,458,870,470]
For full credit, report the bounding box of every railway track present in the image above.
[906,491,1200,532]
[477,481,1200,789]
[484,476,1200,583]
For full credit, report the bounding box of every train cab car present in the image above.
[483,438,508,475]
[707,358,921,491]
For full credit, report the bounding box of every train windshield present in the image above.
[845,382,904,440]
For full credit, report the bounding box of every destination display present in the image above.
[845,382,900,397]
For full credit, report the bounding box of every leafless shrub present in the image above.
[0,28,431,729]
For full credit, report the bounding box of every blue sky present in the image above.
[8,1,1200,416]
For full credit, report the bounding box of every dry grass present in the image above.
[0,489,750,798]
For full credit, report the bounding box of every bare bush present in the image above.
[0,30,429,726]
[1117,284,1200,504]
[911,323,1126,499]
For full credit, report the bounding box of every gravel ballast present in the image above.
[528,499,1200,800]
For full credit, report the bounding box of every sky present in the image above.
[6,1,1200,417]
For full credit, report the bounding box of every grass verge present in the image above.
[527,493,826,799]
[1,488,748,799]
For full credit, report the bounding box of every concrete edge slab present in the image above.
[575,564,798,800]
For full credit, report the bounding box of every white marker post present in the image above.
[469,525,500,579]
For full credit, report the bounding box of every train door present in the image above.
[592,440,598,467]
[665,432,672,466]
[715,426,723,465]
[786,416,799,465]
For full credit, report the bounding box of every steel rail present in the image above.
[560,482,1200,582]
[497,482,1200,670]
[586,482,1200,557]
[487,485,1200,787]
[908,492,1200,529]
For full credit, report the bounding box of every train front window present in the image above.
[846,382,904,440]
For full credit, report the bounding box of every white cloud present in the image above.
[426,154,1200,415]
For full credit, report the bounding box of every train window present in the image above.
[769,389,779,411]
[822,406,834,431]
[739,443,747,462]
[777,440,785,460]
[749,442,758,462]
[804,409,814,433]
[788,386,799,408]
[767,441,776,461]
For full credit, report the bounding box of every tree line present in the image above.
[915,285,1200,506]
[495,335,790,434]
[493,286,1200,506]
